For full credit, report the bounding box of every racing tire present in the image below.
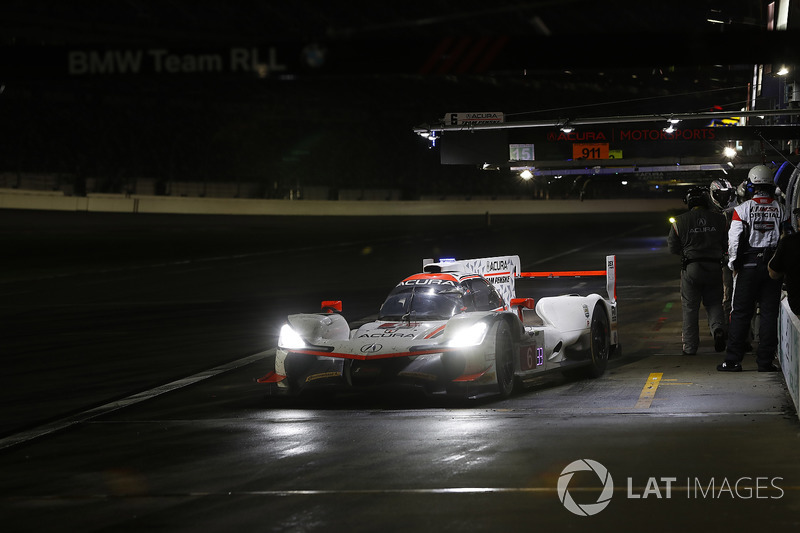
[587,302,610,378]
[494,320,516,398]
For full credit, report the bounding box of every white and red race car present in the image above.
[259,255,618,399]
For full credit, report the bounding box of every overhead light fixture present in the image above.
[520,169,533,180]
[664,117,679,133]
[777,66,789,76]
[560,126,574,133]
[707,9,725,24]
[723,146,737,158]
[416,129,439,147]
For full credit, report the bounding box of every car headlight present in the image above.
[447,321,489,347]
[278,324,306,350]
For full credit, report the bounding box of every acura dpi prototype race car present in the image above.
[259,255,618,399]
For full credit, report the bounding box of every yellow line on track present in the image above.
[635,372,663,408]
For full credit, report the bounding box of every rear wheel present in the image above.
[494,320,515,397]
[587,302,610,377]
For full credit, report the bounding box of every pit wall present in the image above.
[778,299,800,419]
[0,188,683,216]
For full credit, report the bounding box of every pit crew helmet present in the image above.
[747,165,774,186]
[709,178,733,209]
[684,186,709,209]
[736,181,751,203]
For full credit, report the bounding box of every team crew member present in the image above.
[768,208,800,316]
[718,165,786,372]
[668,187,728,355]
[709,178,737,318]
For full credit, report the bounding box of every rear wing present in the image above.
[423,254,616,305]
[519,255,617,304]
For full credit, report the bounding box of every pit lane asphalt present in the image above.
[0,209,798,532]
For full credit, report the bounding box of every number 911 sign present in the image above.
[573,143,609,160]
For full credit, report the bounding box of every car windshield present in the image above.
[378,284,467,320]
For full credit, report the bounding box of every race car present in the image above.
[259,254,618,399]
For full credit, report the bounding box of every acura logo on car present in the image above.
[360,343,383,353]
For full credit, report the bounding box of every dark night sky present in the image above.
[0,1,794,198]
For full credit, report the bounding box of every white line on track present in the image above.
[0,349,275,451]
[12,484,798,500]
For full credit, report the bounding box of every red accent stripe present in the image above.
[473,36,509,73]
[455,36,490,74]
[290,348,449,361]
[452,366,491,382]
[405,273,460,282]
[257,371,286,384]
[519,270,606,278]
[419,37,454,75]
[484,271,512,277]
[436,37,472,74]
[424,324,447,339]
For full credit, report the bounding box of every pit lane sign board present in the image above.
[572,143,609,160]
[445,112,504,126]
[509,143,535,161]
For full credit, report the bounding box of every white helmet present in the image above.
[748,165,774,186]
[736,181,751,203]
[709,178,733,209]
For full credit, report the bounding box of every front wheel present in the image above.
[494,320,516,397]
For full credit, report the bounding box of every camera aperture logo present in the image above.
[557,459,614,516]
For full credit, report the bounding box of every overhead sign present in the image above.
[445,112,504,126]
[573,143,610,160]
[67,47,285,76]
[509,144,535,161]
[440,125,800,165]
